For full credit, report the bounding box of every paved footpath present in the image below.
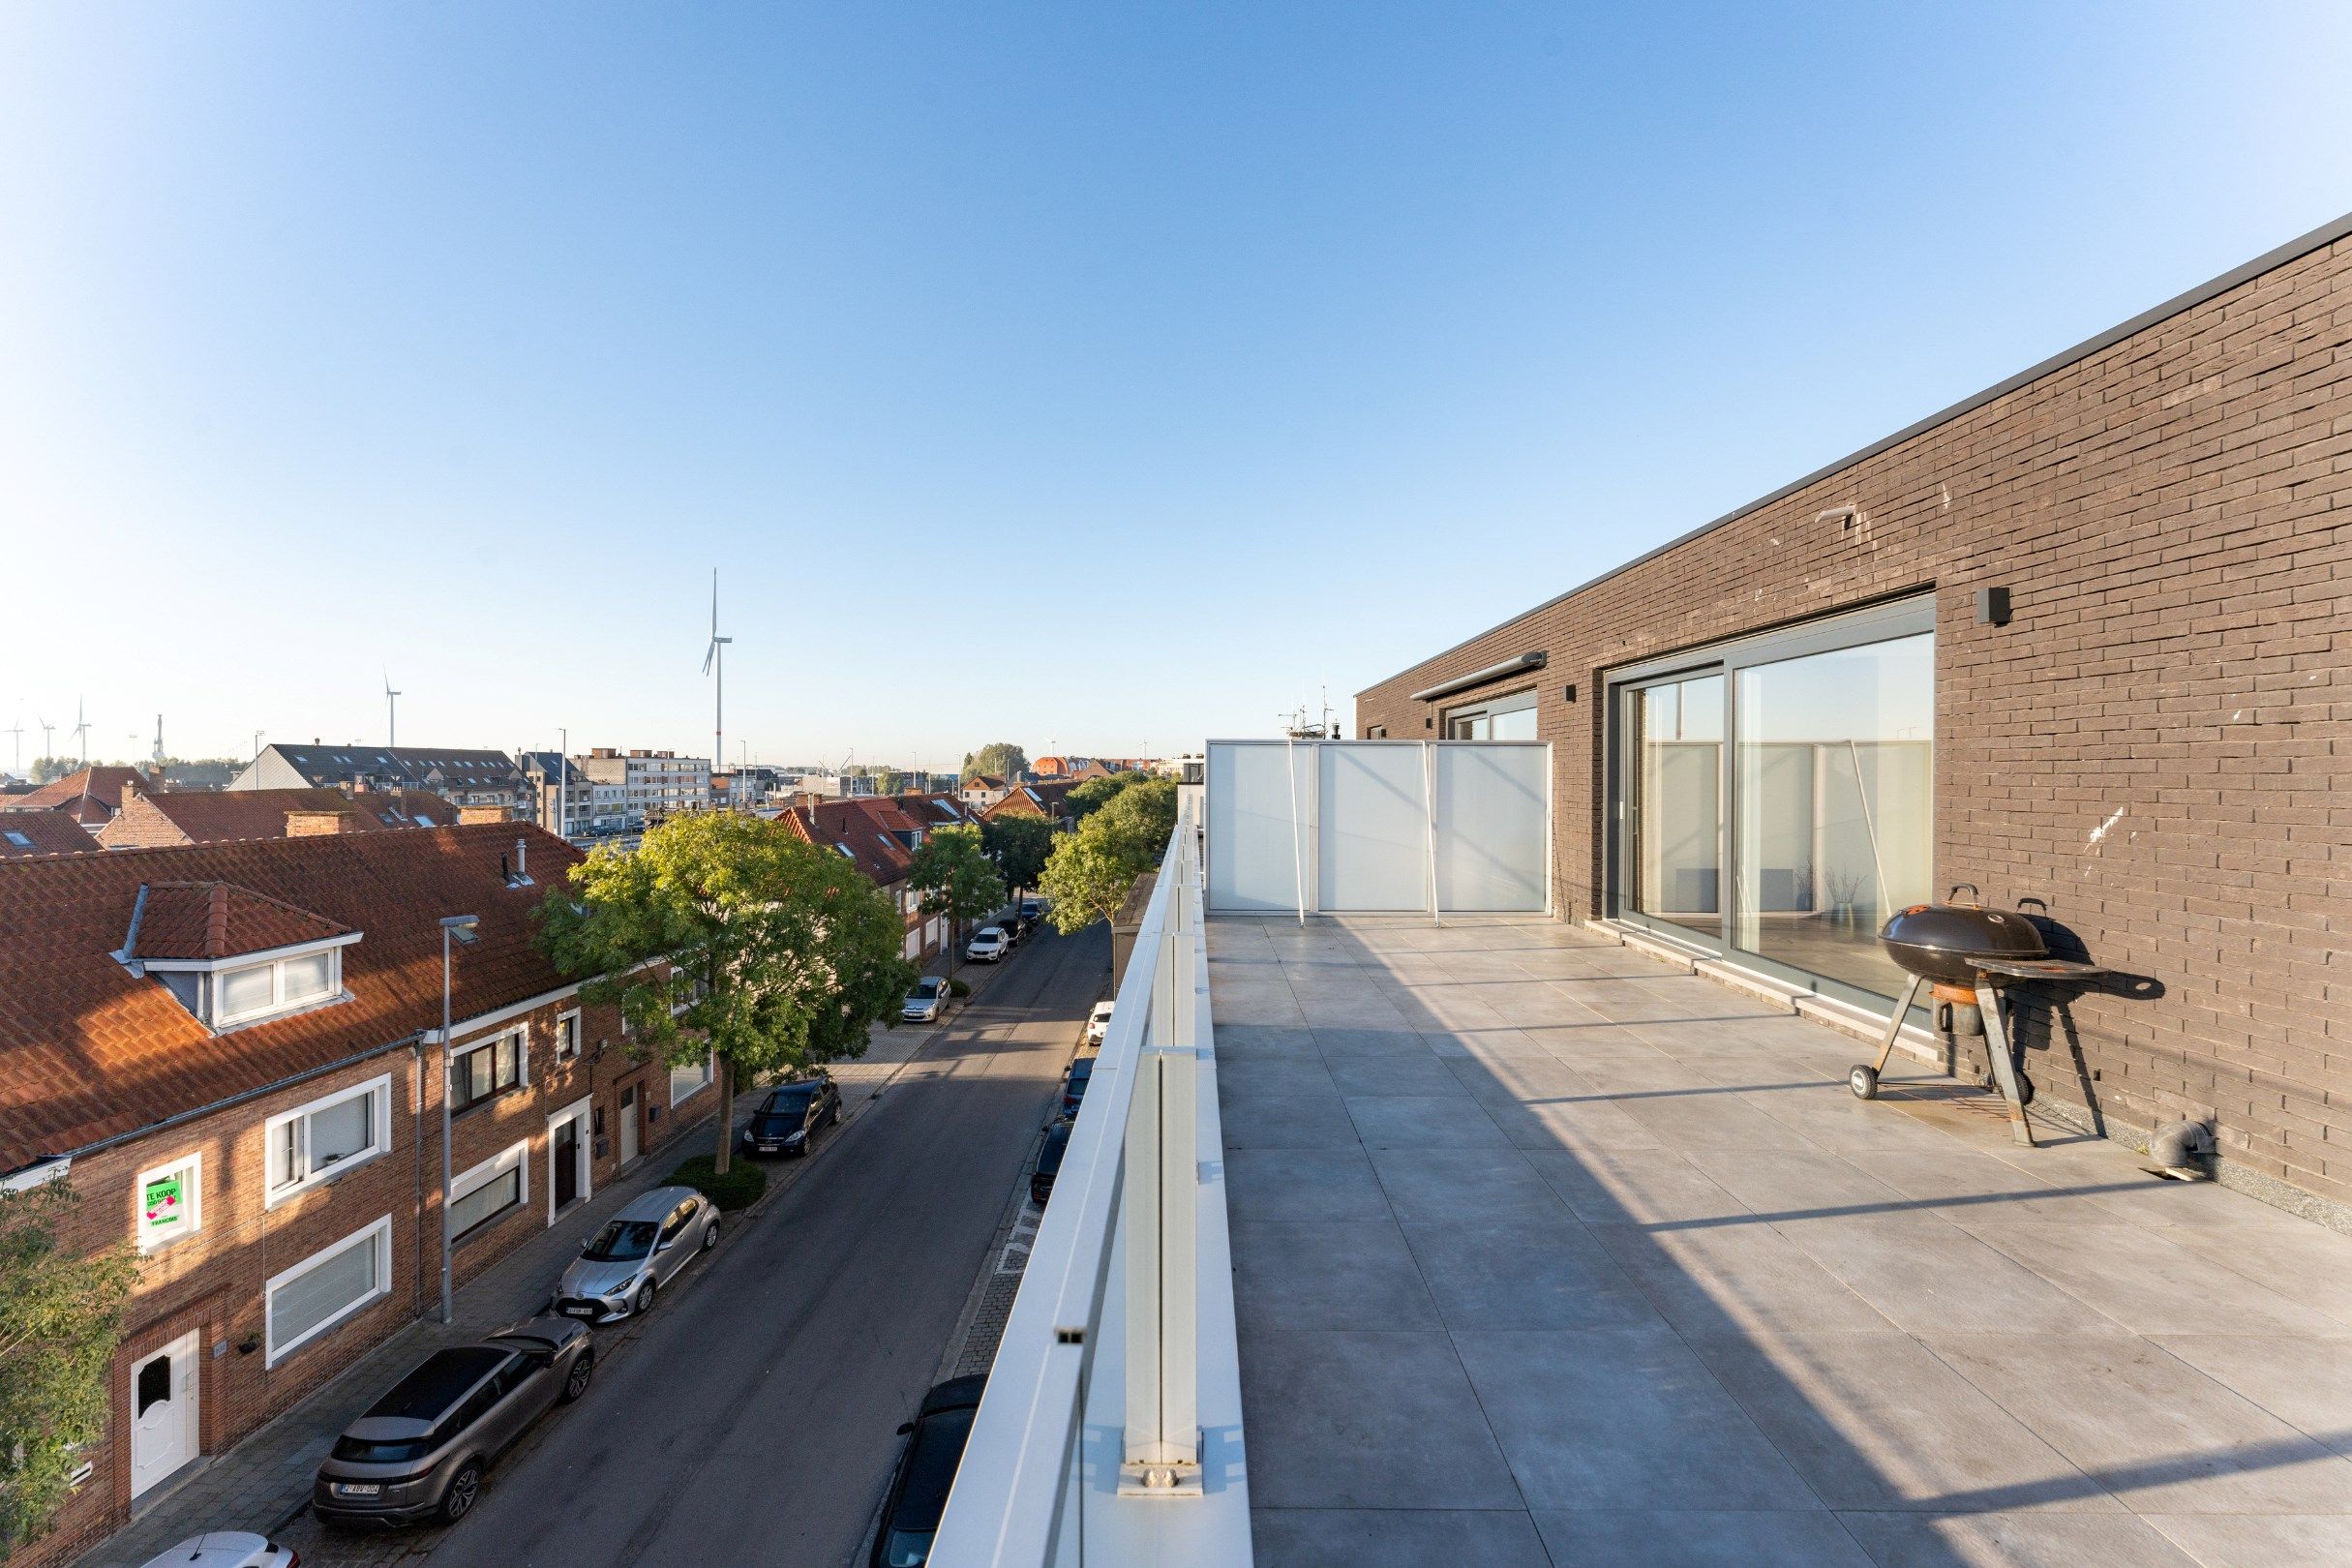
[81,922,1064,1568]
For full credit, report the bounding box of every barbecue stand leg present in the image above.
[1850,973,1925,1101]
[1975,980,2035,1147]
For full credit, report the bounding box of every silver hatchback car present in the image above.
[551,1186,718,1323]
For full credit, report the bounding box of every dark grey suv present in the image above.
[313,1317,592,1528]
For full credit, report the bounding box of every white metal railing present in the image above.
[932,787,1251,1565]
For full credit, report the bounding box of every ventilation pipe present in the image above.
[516,835,528,881]
[2150,1120,2216,1180]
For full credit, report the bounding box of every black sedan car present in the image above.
[739,1075,841,1159]
[1060,1055,1095,1119]
[314,1318,592,1528]
[1031,1118,1072,1206]
[870,1374,986,1568]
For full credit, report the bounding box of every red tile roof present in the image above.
[0,810,98,859]
[0,824,584,1171]
[132,882,354,961]
[103,787,458,847]
[0,768,148,821]
[780,797,916,888]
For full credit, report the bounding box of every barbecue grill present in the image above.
[1847,884,2106,1146]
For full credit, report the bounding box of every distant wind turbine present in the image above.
[384,672,402,748]
[3,712,20,776]
[37,716,54,764]
[71,700,90,765]
[702,569,732,774]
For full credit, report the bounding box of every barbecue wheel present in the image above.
[1848,1064,1880,1101]
[2013,1071,2035,1107]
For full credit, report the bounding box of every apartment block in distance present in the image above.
[575,747,712,829]
[1356,213,2352,1219]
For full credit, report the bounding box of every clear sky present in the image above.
[6,3,2350,772]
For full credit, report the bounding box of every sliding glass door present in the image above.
[1609,599,1935,1008]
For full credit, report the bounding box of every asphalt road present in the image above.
[413,920,1104,1568]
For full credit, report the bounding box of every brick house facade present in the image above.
[1354,213,2352,1216]
[0,825,708,1565]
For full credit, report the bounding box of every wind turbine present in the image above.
[384,672,402,748]
[701,569,732,774]
[71,700,91,765]
[37,716,54,766]
[4,712,20,777]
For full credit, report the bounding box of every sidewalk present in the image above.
[76,983,992,1568]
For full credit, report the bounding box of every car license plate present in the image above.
[563,1304,595,1318]
[336,1482,382,1497]
[758,1142,779,1153]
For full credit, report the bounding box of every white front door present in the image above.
[130,1332,200,1498]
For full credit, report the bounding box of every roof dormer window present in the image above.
[122,881,359,1034]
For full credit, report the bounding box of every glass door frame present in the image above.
[1605,594,1937,1011]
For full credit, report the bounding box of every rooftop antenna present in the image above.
[702,569,732,772]
[152,714,166,769]
[71,700,90,765]
[253,729,266,761]
[384,671,401,748]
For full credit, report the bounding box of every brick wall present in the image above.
[14,990,707,1568]
[1355,229,2352,1208]
[91,792,194,850]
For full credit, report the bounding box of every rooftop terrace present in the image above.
[1216,912,2352,1568]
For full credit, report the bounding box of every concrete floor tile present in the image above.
[1237,1330,1523,1510]
[2140,1513,2352,1568]
[1345,1094,1508,1149]
[1837,1510,2204,1567]
[1224,1147,1394,1223]
[1453,1325,1817,1511]
[1326,1052,1466,1098]
[1684,1147,1913,1219]
[1250,1507,1553,1568]
[1841,1147,2160,1226]
[2148,1335,2352,1458]
[1533,1509,1878,1567]
[1214,1024,1325,1060]
[2148,1220,2352,1332]
[1687,1331,2119,1512]
[1231,1221,1443,1332]
[1524,1147,1749,1225]
[1770,1214,2131,1337]
[1309,1025,1434,1058]
[1217,1056,1341,1098]
[1963,1221,2352,1338]
[1924,1331,2352,1515]
[1608,1081,1823,1150]
[1220,1090,1364,1150]
[1594,1221,1896,1335]
[1401,1214,1658,1331]
[1368,1146,1567,1222]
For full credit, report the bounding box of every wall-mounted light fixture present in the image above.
[1561,683,1578,704]
[1975,586,2013,626]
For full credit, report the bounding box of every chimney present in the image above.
[121,780,141,811]
[286,809,350,837]
[458,804,507,826]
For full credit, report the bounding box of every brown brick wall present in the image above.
[14,990,706,1568]
[91,793,195,850]
[1355,231,2352,1207]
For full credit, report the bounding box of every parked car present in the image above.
[1061,1055,1095,1118]
[965,926,1009,963]
[869,1374,987,1568]
[1002,918,1027,949]
[1031,1118,1073,1206]
[1018,897,1044,921]
[313,1318,592,1529]
[138,1536,297,1568]
[739,1075,841,1159]
[1085,1001,1115,1046]
[903,976,950,1023]
[551,1187,718,1322]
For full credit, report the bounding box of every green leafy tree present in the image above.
[980,815,1056,900]
[1040,778,1179,934]
[906,824,1008,980]
[959,742,1028,784]
[1065,771,1140,821]
[0,1177,137,1552]
[537,813,915,1174]
[23,757,77,786]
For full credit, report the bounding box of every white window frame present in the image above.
[264,1074,393,1209]
[554,1009,582,1063]
[448,1026,528,1115]
[448,1139,529,1244]
[669,1051,715,1106]
[264,1215,392,1366]
[213,947,344,1029]
[134,1151,203,1253]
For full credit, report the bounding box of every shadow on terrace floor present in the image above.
[1210,915,2352,1568]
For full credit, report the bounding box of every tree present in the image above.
[537,813,915,1174]
[23,757,77,786]
[981,815,1056,900]
[906,824,1007,980]
[1065,771,1139,821]
[1040,778,1179,935]
[960,742,1028,784]
[0,1177,137,1553]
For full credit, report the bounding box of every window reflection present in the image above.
[1628,675,1723,943]
[1732,632,1933,995]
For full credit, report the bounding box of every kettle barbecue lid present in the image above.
[1881,900,2048,959]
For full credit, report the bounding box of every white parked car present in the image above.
[966,926,1009,963]
[903,977,950,1022]
[138,1535,297,1568]
[1085,1001,1115,1046]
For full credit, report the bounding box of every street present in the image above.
[285,919,1103,1568]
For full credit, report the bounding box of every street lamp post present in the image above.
[438,914,481,1324]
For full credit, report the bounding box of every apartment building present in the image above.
[575,747,712,827]
[0,825,711,1565]
[1355,213,2352,1216]
[229,744,528,817]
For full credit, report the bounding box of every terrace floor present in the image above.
[1210,914,2352,1568]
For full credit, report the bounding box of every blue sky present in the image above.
[6,3,2350,771]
